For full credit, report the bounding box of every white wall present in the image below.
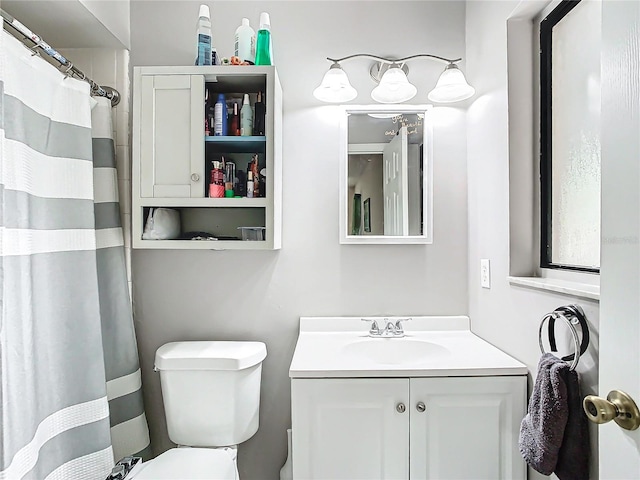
[129,2,468,479]
[465,2,600,479]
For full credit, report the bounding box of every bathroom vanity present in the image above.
[289,317,528,480]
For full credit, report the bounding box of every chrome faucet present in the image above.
[362,318,411,337]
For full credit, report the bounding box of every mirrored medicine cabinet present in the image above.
[339,105,433,244]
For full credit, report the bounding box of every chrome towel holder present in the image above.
[538,304,590,371]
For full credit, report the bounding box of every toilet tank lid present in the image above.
[155,341,267,371]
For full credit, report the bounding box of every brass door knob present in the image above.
[583,390,640,431]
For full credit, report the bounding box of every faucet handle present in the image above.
[394,318,411,335]
[361,318,381,336]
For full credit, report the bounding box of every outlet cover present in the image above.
[480,259,491,289]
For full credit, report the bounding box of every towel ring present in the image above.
[539,311,581,371]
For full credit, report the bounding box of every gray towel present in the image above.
[519,353,589,478]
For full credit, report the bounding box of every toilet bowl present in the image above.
[127,447,237,479]
[130,341,267,479]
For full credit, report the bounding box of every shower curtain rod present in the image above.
[1,9,121,107]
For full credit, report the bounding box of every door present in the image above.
[139,74,204,198]
[383,126,409,235]
[409,376,527,480]
[598,1,640,477]
[291,378,409,480]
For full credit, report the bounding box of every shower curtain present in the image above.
[0,26,149,479]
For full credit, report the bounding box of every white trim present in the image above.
[508,276,600,301]
[96,227,124,250]
[43,447,114,480]
[0,397,110,480]
[1,228,97,256]
[106,370,142,401]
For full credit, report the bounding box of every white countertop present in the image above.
[289,316,528,378]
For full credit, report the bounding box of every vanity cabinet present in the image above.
[291,376,526,480]
[132,66,282,250]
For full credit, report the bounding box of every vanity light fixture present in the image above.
[313,53,475,104]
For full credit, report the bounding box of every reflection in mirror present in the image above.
[340,106,432,244]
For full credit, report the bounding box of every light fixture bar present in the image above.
[314,53,474,104]
[326,53,462,65]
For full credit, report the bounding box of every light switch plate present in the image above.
[480,259,491,289]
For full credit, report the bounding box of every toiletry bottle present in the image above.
[195,5,212,66]
[214,94,227,136]
[253,91,266,136]
[252,155,260,197]
[224,161,236,197]
[254,12,273,66]
[246,171,254,198]
[234,18,256,64]
[230,102,240,136]
[209,161,225,197]
[241,94,253,136]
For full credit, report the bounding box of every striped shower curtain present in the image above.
[0,25,149,479]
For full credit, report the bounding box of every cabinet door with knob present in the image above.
[291,378,409,480]
[138,74,205,198]
[291,376,526,480]
[409,376,526,480]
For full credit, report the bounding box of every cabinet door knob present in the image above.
[396,403,406,413]
[191,173,200,182]
[416,402,426,413]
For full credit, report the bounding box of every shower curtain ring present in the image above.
[63,63,74,78]
[28,44,40,57]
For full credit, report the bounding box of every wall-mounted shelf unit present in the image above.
[132,66,282,250]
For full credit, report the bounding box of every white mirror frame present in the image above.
[339,104,433,244]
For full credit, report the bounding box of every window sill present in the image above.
[508,276,600,301]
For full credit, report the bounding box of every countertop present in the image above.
[289,316,528,378]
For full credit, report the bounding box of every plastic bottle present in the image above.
[254,12,272,66]
[214,94,227,136]
[253,91,265,136]
[230,102,240,136]
[241,94,253,136]
[234,18,256,64]
[195,5,212,66]
[246,171,254,198]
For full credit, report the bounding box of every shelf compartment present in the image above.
[138,206,266,248]
[138,198,267,208]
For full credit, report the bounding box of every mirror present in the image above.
[340,105,432,244]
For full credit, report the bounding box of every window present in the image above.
[539,0,601,273]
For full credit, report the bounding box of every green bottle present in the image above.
[254,12,273,66]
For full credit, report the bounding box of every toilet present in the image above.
[128,341,267,479]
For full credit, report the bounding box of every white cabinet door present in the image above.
[139,74,204,198]
[291,378,409,480]
[409,376,526,480]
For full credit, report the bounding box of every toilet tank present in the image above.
[155,341,267,447]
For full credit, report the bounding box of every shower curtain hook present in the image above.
[63,63,74,79]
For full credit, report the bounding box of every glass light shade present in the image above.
[427,64,475,103]
[371,66,417,103]
[313,65,357,103]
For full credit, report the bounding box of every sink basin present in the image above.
[342,338,450,365]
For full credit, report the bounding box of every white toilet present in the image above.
[129,341,267,480]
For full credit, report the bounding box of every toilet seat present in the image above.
[129,448,237,479]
